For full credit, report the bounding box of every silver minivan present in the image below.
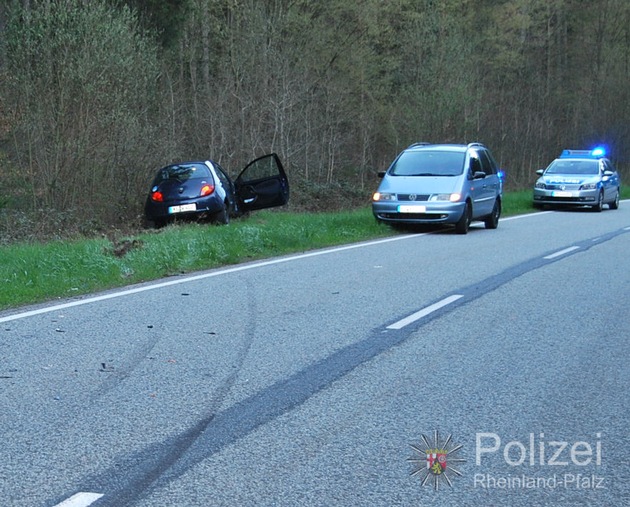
[372,142,504,234]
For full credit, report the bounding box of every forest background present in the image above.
[0,0,629,243]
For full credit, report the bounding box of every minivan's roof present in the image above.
[404,142,486,153]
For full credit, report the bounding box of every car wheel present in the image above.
[149,218,166,229]
[455,202,471,235]
[592,190,604,212]
[484,199,501,229]
[609,189,620,210]
[214,202,230,225]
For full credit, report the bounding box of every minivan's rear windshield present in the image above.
[390,151,466,176]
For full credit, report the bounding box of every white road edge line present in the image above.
[543,246,580,260]
[1,211,624,325]
[53,492,104,507]
[387,295,464,330]
[0,234,423,324]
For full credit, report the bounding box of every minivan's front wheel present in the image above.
[455,202,471,235]
[484,199,501,229]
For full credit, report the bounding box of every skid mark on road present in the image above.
[69,226,630,506]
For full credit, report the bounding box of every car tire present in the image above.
[149,218,166,229]
[455,202,471,235]
[484,199,501,229]
[214,202,230,225]
[592,190,604,212]
[214,206,230,225]
[609,189,620,210]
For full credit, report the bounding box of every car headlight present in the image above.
[429,193,461,202]
[535,181,547,189]
[580,182,598,190]
[372,192,396,201]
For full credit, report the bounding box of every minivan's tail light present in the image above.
[200,184,215,197]
[151,191,164,202]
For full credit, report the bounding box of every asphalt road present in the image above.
[1,205,629,507]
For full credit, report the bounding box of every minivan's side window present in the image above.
[478,150,496,175]
[483,150,499,175]
[469,154,483,177]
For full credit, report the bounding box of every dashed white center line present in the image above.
[544,246,580,260]
[387,295,463,330]
[54,492,104,507]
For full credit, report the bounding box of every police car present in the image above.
[533,148,620,211]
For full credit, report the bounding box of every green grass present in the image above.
[502,189,535,215]
[1,188,627,311]
[0,208,391,310]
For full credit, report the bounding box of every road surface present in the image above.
[1,205,629,506]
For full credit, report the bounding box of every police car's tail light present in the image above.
[151,190,164,202]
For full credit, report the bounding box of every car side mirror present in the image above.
[536,169,544,175]
[377,171,386,178]
[473,171,486,179]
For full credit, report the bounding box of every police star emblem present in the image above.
[408,430,465,490]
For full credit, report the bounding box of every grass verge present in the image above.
[0,208,391,311]
[1,188,628,311]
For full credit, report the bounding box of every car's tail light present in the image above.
[200,184,215,197]
[151,191,164,202]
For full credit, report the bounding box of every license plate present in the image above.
[551,191,572,198]
[168,203,197,214]
[398,205,426,213]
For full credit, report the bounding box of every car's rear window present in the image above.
[546,160,599,175]
[155,163,212,183]
[390,151,466,176]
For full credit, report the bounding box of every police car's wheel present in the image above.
[592,191,604,212]
[609,190,620,210]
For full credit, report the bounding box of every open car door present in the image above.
[234,153,290,212]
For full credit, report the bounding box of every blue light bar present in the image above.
[559,148,607,159]
[591,147,606,157]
